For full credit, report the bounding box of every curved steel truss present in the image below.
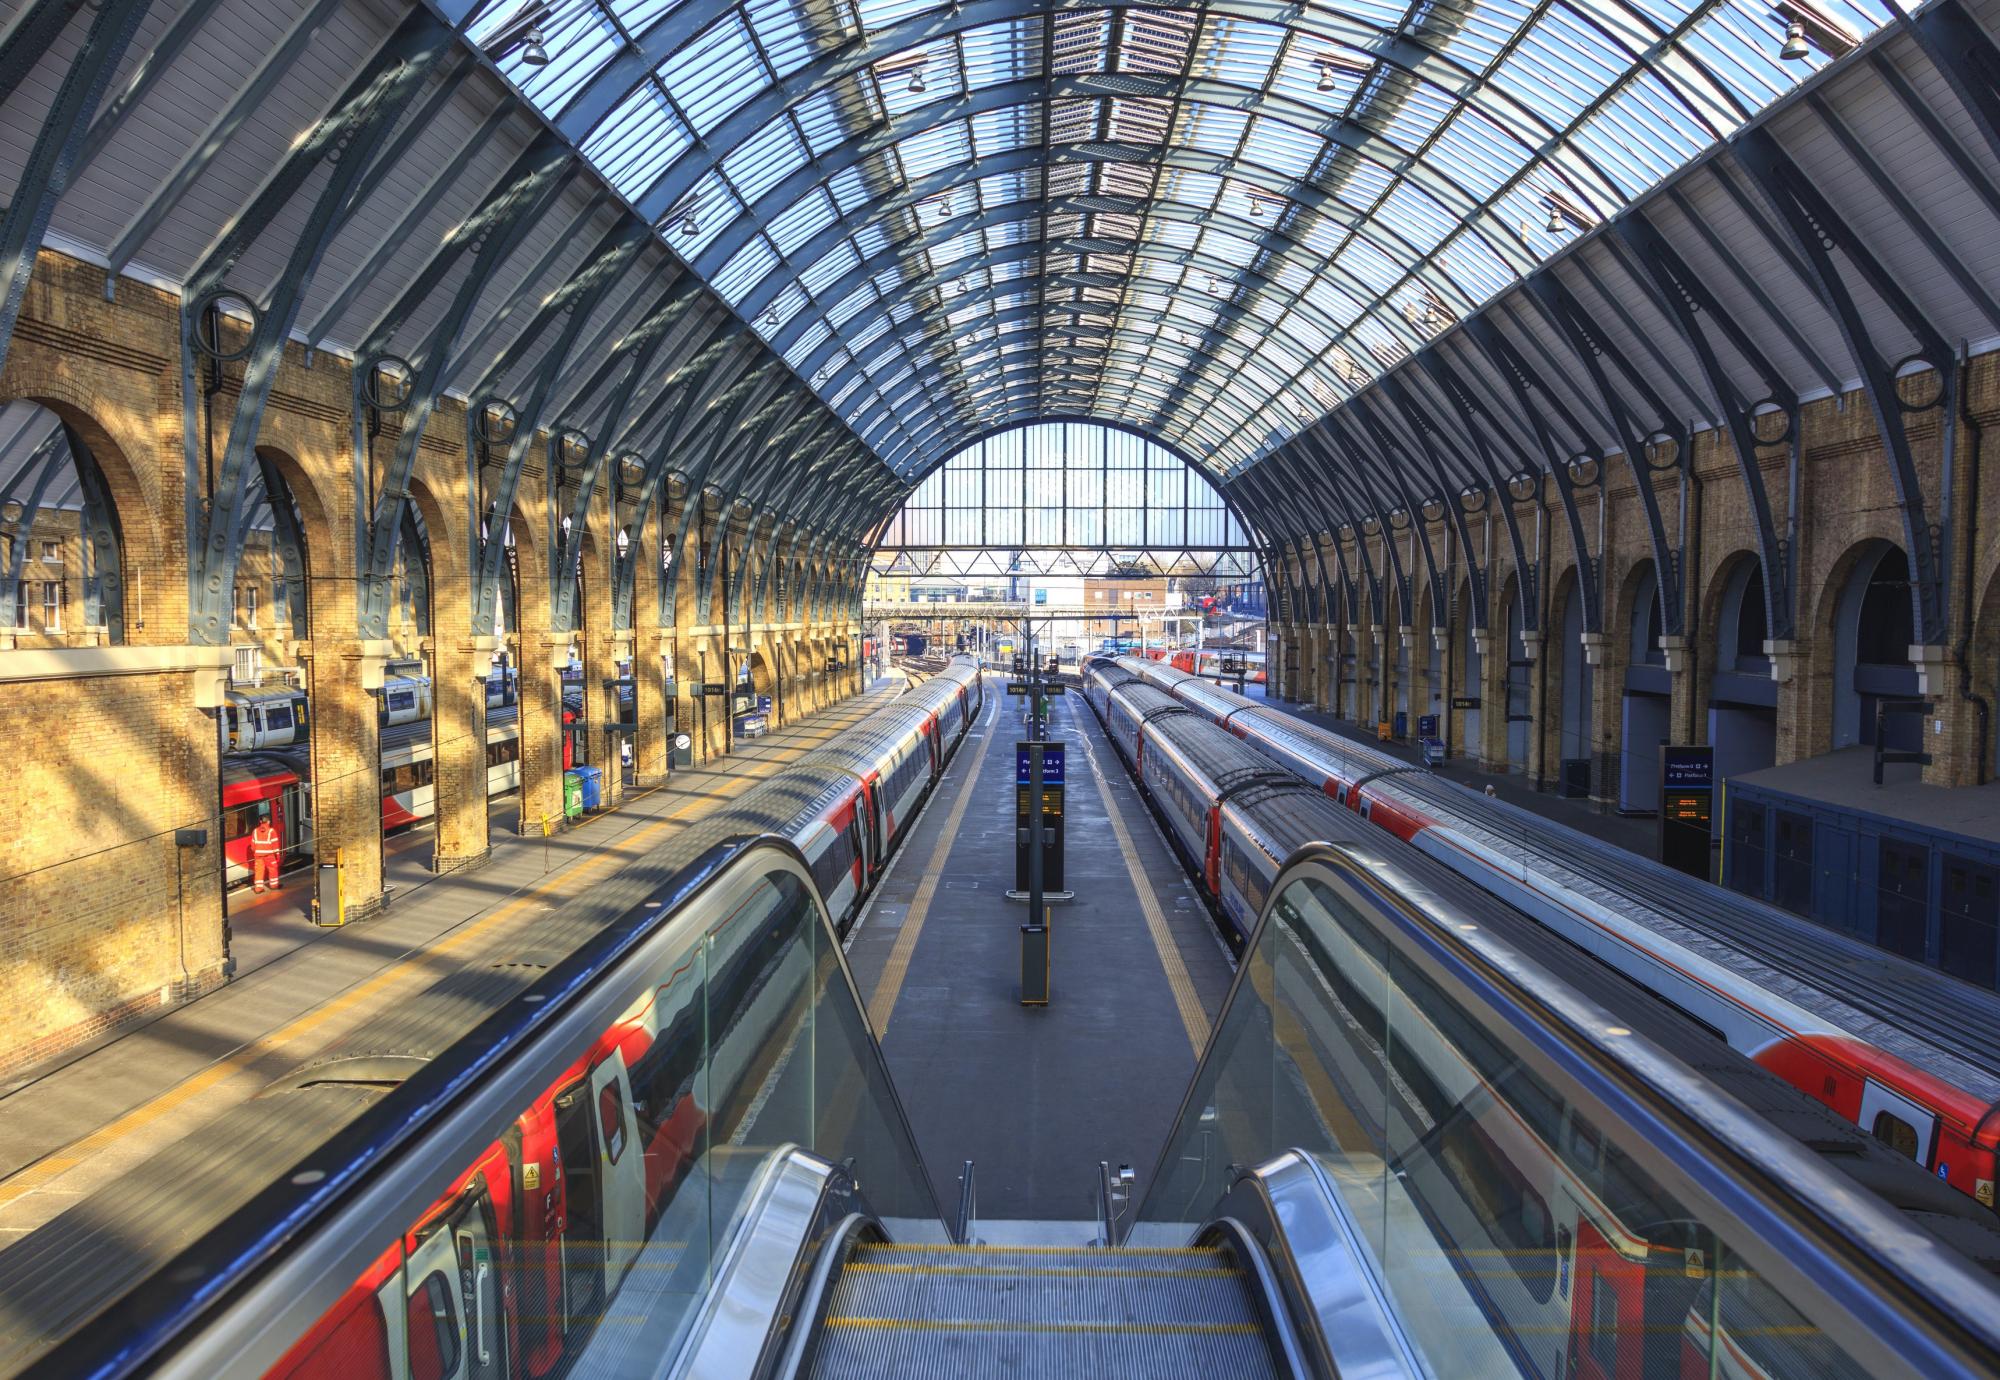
[464,0,1890,475]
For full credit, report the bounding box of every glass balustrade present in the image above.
[1137,858,2000,1380]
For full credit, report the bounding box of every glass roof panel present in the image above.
[463,0,1904,474]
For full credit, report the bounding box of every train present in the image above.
[1087,665,2000,1376]
[1138,644,1268,684]
[1087,653,2000,1214]
[223,672,515,752]
[17,658,986,1377]
[221,707,525,886]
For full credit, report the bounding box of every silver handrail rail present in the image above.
[1138,841,2000,1378]
[953,1159,976,1244]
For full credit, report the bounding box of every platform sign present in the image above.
[1014,740,1066,894]
[700,682,728,696]
[1659,745,1715,879]
[1017,741,1065,786]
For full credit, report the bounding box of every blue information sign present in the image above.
[1661,745,1714,790]
[1016,741,1065,786]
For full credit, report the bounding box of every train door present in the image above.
[450,1197,506,1380]
[589,1056,647,1284]
[403,1190,503,1380]
[1858,1079,1937,1167]
[1566,1219,1642,1380]
[552,1082,606,1327]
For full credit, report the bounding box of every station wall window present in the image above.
[41,581,59,631]
[40,539,60,562]
[12,582,24,629]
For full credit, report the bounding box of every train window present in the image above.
[1940,856,1999,990]
[1872,1111,1920,1161]
[599,1081,627,1164]
[405,1272,460,1380]
[267,705,292,730]
[1437,1114,1556,1304]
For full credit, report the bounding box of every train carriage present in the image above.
[1108,651,2000,1215]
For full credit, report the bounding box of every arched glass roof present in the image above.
[460,0,1896,479]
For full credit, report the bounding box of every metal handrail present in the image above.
[953,1159,976,1244]
[1137,840,2000,1378]
[1096,1160,1134,1247]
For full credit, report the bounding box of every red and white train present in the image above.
[254,658,982,1378]
[1140,645,1268,684]
[1089,665,2000,1378]
[1093,653,2000,1213]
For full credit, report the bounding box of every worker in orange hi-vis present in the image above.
[250,814,283,893]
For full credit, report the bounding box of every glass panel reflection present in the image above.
[1139,872,1877,1380]
[268,862,932,1380]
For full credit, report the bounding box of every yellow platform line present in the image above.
[1074,726,1210,1056]
[866,689,999,1035]
[843,1263,1243,1279]
[860,1242,1221,1255]
[822,1318,1264,1336]
[0,716,846,1210]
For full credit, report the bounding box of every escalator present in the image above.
[804,1242,1281,1377]
[27,835,2000,1378]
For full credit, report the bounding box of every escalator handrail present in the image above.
[668,1146,883,1380]
[1139,840,2000,1379]
[38,835,941,1379]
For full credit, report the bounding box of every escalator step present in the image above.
[808,1318,1279,1379]
[826,1260,1257,1326]
[805,1244,1281,1378]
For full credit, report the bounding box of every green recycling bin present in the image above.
[562,770,584,820]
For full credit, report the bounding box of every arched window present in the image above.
[0,401,125,642]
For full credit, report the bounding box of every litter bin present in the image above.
[562,770,584,820]
[576,764,603,811]
[1393,710,1408,740]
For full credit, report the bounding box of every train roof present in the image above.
[1108,682,1188,721]
[1374,765,2000,1104]
[1142,713,1295,798]
[1226,789,2000,1246]
[225,684,304,705]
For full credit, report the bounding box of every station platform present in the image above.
[0,686,901,1248]
[844,675,1237,1221]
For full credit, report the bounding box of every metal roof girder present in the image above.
[1732,125,1953,647]
[1612,212,1800,642]
[0,0,155,374]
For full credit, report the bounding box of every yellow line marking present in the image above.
[1074,724,1211,1055]
[821,1318,1264,1336]
[843,1263,1244,1279]
[0,707,860,1210]
[858,1242,1221,1255]
[866,689,999,1035]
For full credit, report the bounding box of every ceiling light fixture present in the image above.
[909,67,927,93]
[1780,18,1810,58]
[762,309,779,328]
[520,27,549,66]
[1316,60,1336,92]
[1248,195,1266,218]
[1545,204,1565,233]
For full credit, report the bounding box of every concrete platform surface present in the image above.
[844,677,1236,1223]
[0,688,898,1247]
